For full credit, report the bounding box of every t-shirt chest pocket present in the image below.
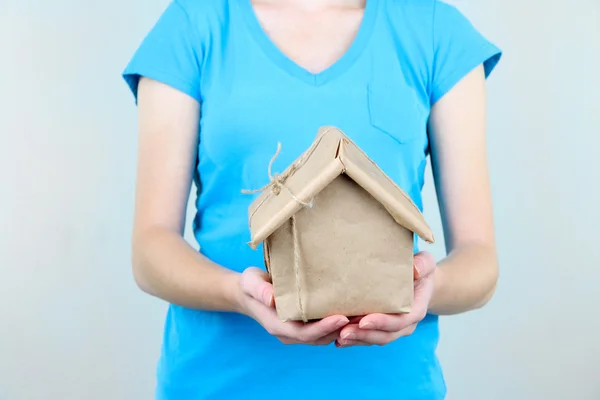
[367,80,428,145]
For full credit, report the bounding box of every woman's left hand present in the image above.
[336,251,437,347]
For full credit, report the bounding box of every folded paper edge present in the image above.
[246,126,435,248]
[337,136,435,244]
[247,128,346,248]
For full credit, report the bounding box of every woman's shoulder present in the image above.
[382,0,476,30]
[122,0,231,103]
[380,0,437,53]
[381,0,499,61]
[383,0,435,19]
[172,0,230,29]
[384,0,501,104]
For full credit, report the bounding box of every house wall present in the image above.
[267,175,415,322]
[1,1,599,399]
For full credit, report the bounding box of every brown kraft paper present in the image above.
[244,127,435,322]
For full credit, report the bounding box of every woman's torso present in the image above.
[167,1,443,398]
[122,0,502,397]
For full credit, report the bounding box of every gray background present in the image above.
[1,0,599,399]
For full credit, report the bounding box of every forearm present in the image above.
[131,227,243,312]
[428,243,498,315]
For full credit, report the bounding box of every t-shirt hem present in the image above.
[122,68,201,104]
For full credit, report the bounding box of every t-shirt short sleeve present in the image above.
[430,1,502,105]
[122,0,203,103]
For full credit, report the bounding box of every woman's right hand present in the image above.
[237,267,349,345]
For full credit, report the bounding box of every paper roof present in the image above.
[246,127,435,249]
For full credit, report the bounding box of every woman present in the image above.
[123,0,501,398]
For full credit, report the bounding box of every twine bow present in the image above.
[242,142,313,322]
[241,143,313,208]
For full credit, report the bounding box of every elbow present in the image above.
[131,236,156,296]
[473,281,497,310]
[472,260,499,310]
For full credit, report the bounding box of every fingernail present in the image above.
[359,322,374,330]
[336,318,348,328]
[342,332,356,340]
[414,265,421,280]
[265,294,273,306]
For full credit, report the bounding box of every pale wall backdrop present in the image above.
[1,0,599,399]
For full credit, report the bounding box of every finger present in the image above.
[280,333,340,345]
[312,330,341,346]
[335,339,372,348]
[249,296,348,343]
[339,323,419,347]
[357,298,429,333]
[413,251,436,280]
[358,307,427,332]
[396,323,418,337]
[240,267,274,307]
[338,328,395,346]
[355,313,406,332]
[244,295,281,330]
[411,282,433,320]
[277,336,310,345]
[279,315,349,342]
[278,330,340,346]
[296,315,349,342]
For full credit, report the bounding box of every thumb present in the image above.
[413,251,436,280]
[240,267,274,307]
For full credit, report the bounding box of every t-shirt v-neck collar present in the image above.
[237,0,380,86]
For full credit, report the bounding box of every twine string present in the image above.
[291,214,307,323]
[241,143,313,208]
[242,142,314,322]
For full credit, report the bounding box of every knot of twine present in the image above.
[242,142,312,322]
[242,143,313,208]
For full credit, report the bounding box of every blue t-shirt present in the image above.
[123,0,501,398]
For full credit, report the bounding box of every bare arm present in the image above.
[130,77,349,344]
[427,65,499,315]
[131,77,242,312]
[335,66,499,346]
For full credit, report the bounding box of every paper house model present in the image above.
[246,127,435,322]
